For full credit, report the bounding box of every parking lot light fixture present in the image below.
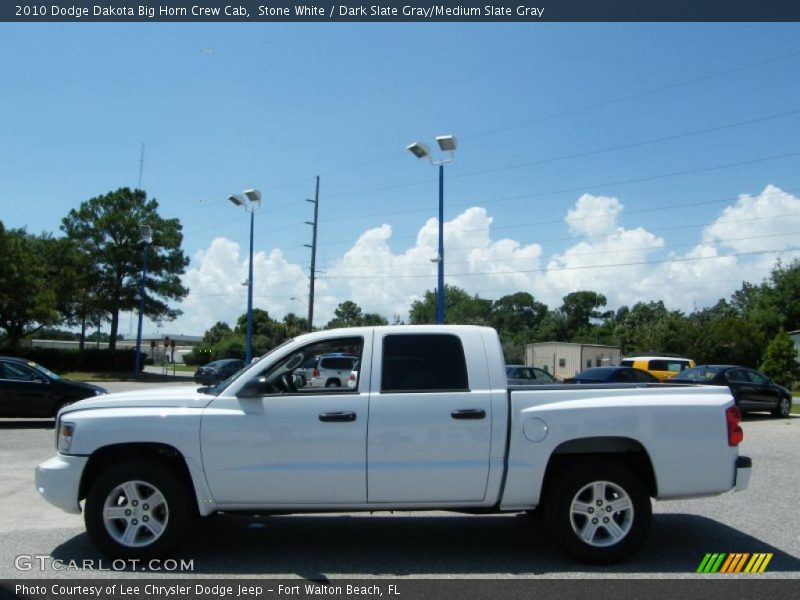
[133,224,153,378]
[407,134,457,325]
[229,189,262,363]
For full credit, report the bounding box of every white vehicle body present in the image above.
[36,325,750,563]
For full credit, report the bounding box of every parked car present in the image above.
[620,356,696,381]
[564,366,660,384]
[193,359,244,385]
[0,356,106,418]
[308,354,359,388]
[506,365,558,385]
[671,365,792,418]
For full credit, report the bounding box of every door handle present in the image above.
[451,409,486,420]
[319,411,357,422]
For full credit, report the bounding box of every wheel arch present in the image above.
[542,436,658,498]
[79,442,200,515]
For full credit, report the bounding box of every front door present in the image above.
[201,334,370,506]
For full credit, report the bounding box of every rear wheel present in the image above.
[325,379,341,388]
[541,459,651,564]
[773,396,791,418]
[84,460,192,559]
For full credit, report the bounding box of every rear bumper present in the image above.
[734,455,752,492]
[35,454,88,514]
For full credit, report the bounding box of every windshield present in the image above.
[199,338,294,395]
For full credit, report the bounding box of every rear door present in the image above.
[367,330,492,503]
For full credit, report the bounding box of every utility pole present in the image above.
[304,176,320,332]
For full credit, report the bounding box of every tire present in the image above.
[772,396,791,418]
[541,458,651,564]
[84,460,193,559]
[325,379,341,388]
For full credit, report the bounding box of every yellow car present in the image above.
[619,356,696,381]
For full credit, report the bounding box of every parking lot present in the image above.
[1,382,798,580]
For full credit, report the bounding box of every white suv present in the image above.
[308,354,359,388]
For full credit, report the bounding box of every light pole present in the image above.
[407,135,457,324]
[229,189,262,363]
[133,224,153,378]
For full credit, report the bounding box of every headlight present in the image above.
[94,389,105,396]
[58,422,76,454]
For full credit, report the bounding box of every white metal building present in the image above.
[526,342,622,380]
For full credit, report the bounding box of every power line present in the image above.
[314,231,800,272]
[324,106,800,201]
[316,247,800,280]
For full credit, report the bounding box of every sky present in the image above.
[2,22,800,337]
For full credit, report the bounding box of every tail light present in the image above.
[313,368,320,377]
[726,406,743,446]
[348,372,356,382]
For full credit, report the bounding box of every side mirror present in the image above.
[237,377,265,399]
[32,375,49,384]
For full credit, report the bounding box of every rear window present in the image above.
[381,334,469,392]
[648,359,689,372]
[320,357,356,370]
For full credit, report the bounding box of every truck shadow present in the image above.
[50,512,800,577]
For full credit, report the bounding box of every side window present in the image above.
[249,337,363,395]
[1,362,36,381]
[648,360,668,371]
[381,334,469,392]
[726,369,746,383]
[746,370,768,385]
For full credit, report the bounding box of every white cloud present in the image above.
[176,237,309,334]
[565,193,624,236]
[169,185,800,334]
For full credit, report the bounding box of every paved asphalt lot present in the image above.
[0,381,798,580]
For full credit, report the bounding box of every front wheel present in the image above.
[541,459,651,564]
[773,396,791,418]
[84,460,192,559]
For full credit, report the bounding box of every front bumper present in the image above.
[35,454,88,514]
[734,455,752,492]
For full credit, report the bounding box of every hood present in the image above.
[60,379,108,395]
[59,384,213,415]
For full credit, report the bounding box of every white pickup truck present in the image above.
[36,325,751,564]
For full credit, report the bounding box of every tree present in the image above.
[760,330,800,388]
[408,285,491,325]
[559,291,611,338]
[489,292,548,344]
[0,224,60,349]
[61,188,189,349]
[325,301,388,329]
[202,322,232,345]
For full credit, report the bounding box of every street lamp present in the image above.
[229,189,262,363]
[133,224,153,378]
[407,135,457,324]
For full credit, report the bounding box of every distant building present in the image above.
[22,334,202,364]
[525,342,622,380]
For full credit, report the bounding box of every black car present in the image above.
[193,359,245,385]
[672,365,792,418]
[0,356,107,418]
[564,366,660,384]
